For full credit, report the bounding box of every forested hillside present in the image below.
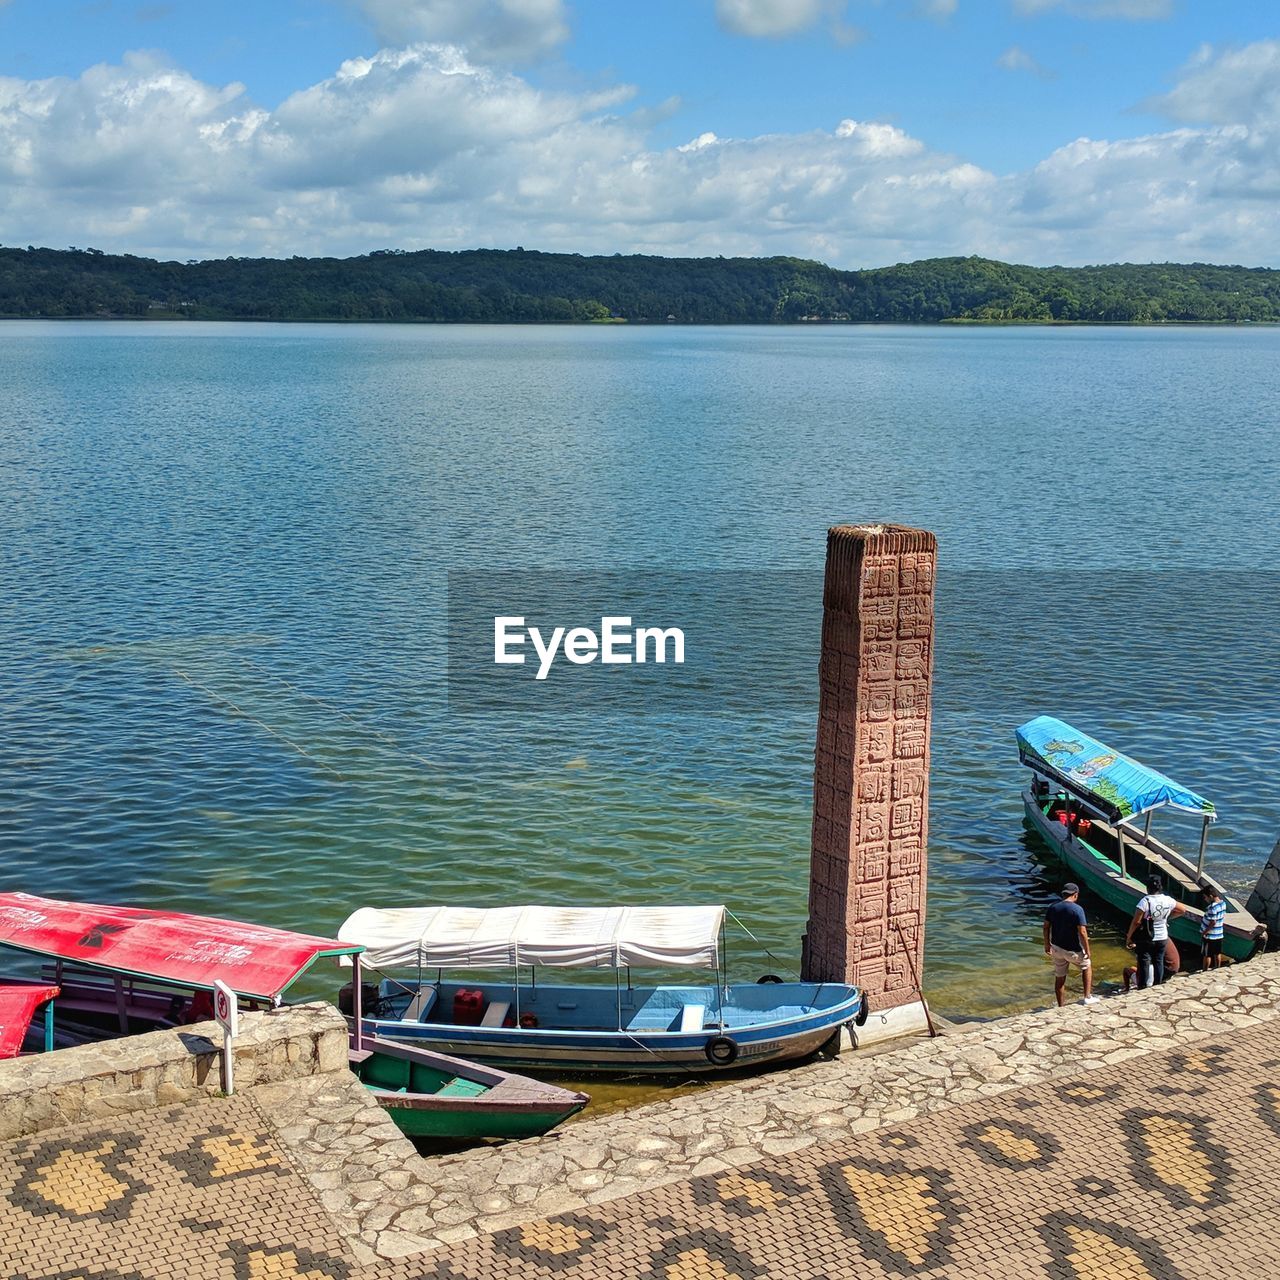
[1,245,1277,324]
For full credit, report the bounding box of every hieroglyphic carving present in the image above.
[803,525,937,1009]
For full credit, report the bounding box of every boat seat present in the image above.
[403,987,437,1022]
[437,1077,488,1098]
[480,1001,511,1028]
[678,1003,707,1032]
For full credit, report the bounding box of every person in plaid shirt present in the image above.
[1200,886,1227,969]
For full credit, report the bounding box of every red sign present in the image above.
[213,980,238,1036]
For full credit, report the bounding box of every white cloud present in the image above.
[715,0,935,38]
[1014,0,1172,18]
[997,45,1054,78]
[1147,40,1280,128]
[2,39,1279,267]
[715,0,830,38]
[357,0,569,63]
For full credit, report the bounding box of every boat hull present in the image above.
[1022,791,1261,963]
[359,981,866,1076]
[368,1092,582,1140]
[351,1035,588,1140]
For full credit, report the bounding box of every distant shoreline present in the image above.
[2,315,1274,328]
[3,245,1277,325]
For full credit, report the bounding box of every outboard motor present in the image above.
[337,981,379,1017]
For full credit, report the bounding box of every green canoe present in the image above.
[349,1034,588,1140]
[1022,791,1263,963]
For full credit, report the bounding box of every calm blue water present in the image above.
[1,322,1277,1018]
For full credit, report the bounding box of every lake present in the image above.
[2,321,1277,1031]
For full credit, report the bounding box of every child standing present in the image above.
[1200,886,1227,969]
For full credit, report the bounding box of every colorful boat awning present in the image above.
[1016,715,1216,823]
[0,893,363,1002]
[0,983,59,1059]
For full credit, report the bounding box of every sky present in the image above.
[1,0,1278,267]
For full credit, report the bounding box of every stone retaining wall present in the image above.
[0,1000,348,1141]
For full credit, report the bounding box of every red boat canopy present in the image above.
[0,893,363,1003]
[0,983,59,1059]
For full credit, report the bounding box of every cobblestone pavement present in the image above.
[0,1091,348,1280]
[383,1017,1280,1280]
[5,958,1280,1280]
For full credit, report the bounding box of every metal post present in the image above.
[352,953,364,1053]
[43,1001,54,1053]
[615,966,622,1032]
[1117,823,1128,881]
[1197,816,1209,877]
[223,1028,234,1095]
[114,976,129,1034]
[1143,811,1153,840]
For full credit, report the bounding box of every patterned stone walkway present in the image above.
[4,1011,1280,1280]
[383,1020,1280,1280]
[0,1092,345,1280]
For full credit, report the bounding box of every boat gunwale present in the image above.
[365,983,865,1043]
[364,1088,584,1116]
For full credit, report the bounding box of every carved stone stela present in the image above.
[803,523,937,1010]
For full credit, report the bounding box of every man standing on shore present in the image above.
[1044,883,1098,1007]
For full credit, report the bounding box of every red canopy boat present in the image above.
[0,892,362,1004]
[0,983,60,1058]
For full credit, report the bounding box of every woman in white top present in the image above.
[1125,873,1184,989]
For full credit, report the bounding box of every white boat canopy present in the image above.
[338,905,726,971]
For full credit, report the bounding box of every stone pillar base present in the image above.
[848,999,933,1048]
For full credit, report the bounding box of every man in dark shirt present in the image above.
[1043,883,1098,1007]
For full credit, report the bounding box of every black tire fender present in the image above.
[756,973,783,984]
[853,994,870,1027]
[704,1035,739,1067]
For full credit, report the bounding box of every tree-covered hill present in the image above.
[1,244,1277,324]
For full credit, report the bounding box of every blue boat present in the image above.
[337,904,867,1075]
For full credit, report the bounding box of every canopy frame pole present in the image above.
[114,975,129,1034]
[1143,811,1153,840]
[718,922,726,1031]
[1197,815,1210,878]
[615,966,622,1032]
[352,953,363,1052]
[512,942,521,1026]
[44,1000,55,1053]
[1117,821,1129,882]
